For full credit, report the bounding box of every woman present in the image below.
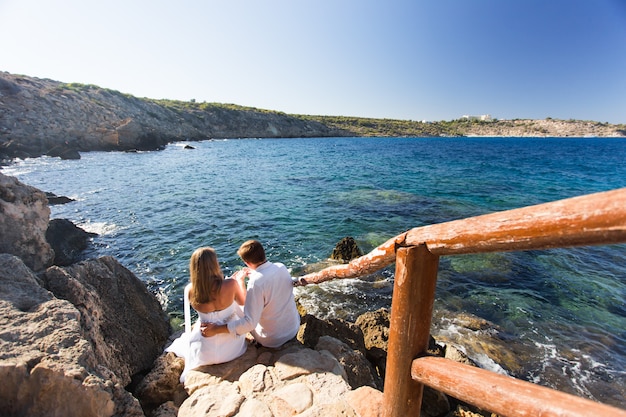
[166,247,248,382]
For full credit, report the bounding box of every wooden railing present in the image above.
[298,188,626,417]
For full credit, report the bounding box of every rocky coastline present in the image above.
[0,72,344,162]
[1,171,495,417]
[1,71,624,164]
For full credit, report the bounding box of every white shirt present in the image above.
[227,261,300,348]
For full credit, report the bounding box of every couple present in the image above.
[166,240,301,382]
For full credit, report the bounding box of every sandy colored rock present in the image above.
[0,173,54,271]
[238,364,274,396]
[237,398,273,417]
[0,254,134,417]
[345,386,384,417]
[272,382,314,413]
[43,256,171,386]
[134,352,187,411]
[274,347,343,381]
[316,335,382,389]
[177,381,244,417]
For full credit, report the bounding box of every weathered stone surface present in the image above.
[238,363,273,396]
[297,399,357,417]
[238,398,273,417]
[0,174,174,416]
[42,256,171,386]
[154,336,377,417]
[151,401,179,417]
[355,308,391,380]
[0,254,139,417]
[273,382,314,413]
[178,380,244,417]
[0,172,54,271]
[345,386,384,417]
[302,371,353,405]
[46,218,94,266]
[134,352,187,412]
[45,191,75,205]
[316,335,382,389]
[445,344,478,367]
[274,347,344,381]
[298,313,367,352]
[183,342,260,395]
[355,308,390,351]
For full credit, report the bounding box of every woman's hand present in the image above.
[201,322,229,337]
[200,321,220,337]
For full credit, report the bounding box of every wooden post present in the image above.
[383,244,440,417]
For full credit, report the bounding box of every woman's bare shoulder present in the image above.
[219,278,238,298]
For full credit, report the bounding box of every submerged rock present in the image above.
[331,236,363,262]
[45,191,75,205]
[46,218,95,266]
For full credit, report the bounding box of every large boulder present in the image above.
[316,335,383,390]
[43,256,171,385]
[355,308,391,380]
[0,254,144,417]
[0,172,54,271]
[46,218,95,266]
[297,314,366,353]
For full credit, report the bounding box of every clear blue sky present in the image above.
[1,0,625,123]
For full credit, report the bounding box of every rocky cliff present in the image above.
[0,72,343,161]
[3,71,624,164]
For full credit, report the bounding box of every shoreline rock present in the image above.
[0,172,54,271]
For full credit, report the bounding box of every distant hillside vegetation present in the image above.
[296,115,626,138]
[1,71,624,163]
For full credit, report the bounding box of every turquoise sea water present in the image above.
[3,137,625,407]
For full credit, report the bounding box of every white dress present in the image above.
[166,284,247,382]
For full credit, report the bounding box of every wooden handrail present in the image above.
[411,356,626,417]
[298,187,626,285]
[296,187,626,416]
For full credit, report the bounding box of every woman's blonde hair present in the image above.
[189,247,224,307]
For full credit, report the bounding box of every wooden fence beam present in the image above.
[383,245,439,417]
[411,356,626,417]
[403,187,626,255]
[297,188,626,285]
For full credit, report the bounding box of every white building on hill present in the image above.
[462,114,492,121]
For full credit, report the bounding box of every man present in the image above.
[202,240,300,348]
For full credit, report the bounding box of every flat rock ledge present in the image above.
[138,338,385,417]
